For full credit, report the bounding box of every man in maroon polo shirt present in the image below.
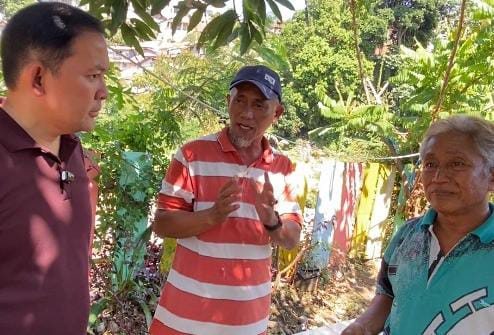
[0,3,108,335]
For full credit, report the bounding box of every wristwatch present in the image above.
[264,211,283,232]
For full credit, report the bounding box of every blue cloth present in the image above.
[377,204,494,334]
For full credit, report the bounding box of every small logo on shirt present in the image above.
[388,265,398,276]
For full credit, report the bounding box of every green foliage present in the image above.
[82,0,295,55]
[310,85,395,156]
[280,0,375,132]
[81,64,183,331]
[0,0,34,18]
[373,0,452,47]
[390,0,494,152]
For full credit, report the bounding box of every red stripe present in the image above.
[181,138,296,175]
[165,158,193,193]
[172,245,271,286]
[157,194,193,211]
[149,311,268,335]
[158,282,271,325]
[199,217,271,244]
[149,318,190,335]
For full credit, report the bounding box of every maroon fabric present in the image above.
[0,108,92,335]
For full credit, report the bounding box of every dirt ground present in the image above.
[268,258,379,334]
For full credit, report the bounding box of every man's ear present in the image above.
[273,103,284,122]
[488,167,494,192]
[22,63,46,96]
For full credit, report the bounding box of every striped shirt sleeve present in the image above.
[157,148,194,212]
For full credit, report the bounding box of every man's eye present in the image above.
[424,162,436,168]
[450,161,467,170]
[89,74,100,79]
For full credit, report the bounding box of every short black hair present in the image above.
[1,2,104,89]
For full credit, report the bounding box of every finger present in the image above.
[220,176,241,196]
[262,174,274,198]
[262,171,274,196]
[248,175,262,195]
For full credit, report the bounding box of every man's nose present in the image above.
[241,105,254,118]
[432,166,451,182]
[96,79,108,101]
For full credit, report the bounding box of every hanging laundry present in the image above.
[330,162,364,266]
[350,162,381,258]
[364,164,396,260]
[306,160,345,270]
[392,163,417,233]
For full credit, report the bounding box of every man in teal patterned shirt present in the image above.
[343,115,494,335]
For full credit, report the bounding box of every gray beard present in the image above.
[228,128,253,148]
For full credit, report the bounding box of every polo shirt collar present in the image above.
[420,203,494,243]
[217,127,274,164]
[0,107,80,158]
[0,107,38,152]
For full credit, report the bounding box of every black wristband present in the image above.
[264,211,282,232]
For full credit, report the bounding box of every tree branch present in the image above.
[432,0,468,120]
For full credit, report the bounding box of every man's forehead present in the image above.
[231,83,272,101]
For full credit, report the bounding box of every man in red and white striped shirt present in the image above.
[150,65,303,335]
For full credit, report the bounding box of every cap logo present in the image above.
[264,74,276,86]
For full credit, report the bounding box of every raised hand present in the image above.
[253,171,277,227]
[208,176,242,225]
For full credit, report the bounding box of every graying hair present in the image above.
[420,115,494,169]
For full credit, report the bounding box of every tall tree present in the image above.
[376,0,451,47]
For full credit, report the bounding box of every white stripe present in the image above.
[167,268,271,301]
[276,201,302,216]
[174,148,188,167]
[177,237,271,260]
[194,201,215,211]
[154,305,269,335]
[189,161,247,177]
[195,201,260,221]
[159,180,194,203]
[186,161,285,186]
[194,201,301,222]
[198,133,219,141]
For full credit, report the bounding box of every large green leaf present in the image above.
[273,0,294,11]
[266,0,282,21]
[198,9,237,47]
[171,1,192,34]
[188,8,205,32]
[131,0,160,32]
[150,0,171,15]
[213,14,236,48]
[131,18,157,39]
[109,0,128,35]
[239,22,254,54]
[120,23,144,55]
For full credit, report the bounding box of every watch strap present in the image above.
[264,211,282,232]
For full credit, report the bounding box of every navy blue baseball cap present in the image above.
[229,65,282,101]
